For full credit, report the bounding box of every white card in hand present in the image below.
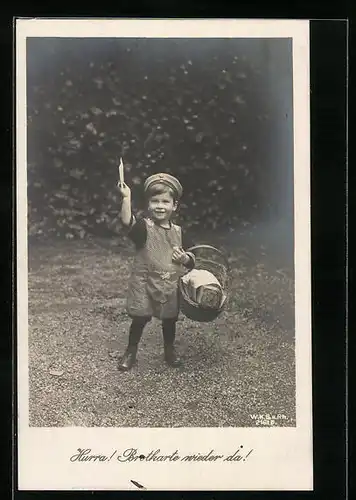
[119,157,124,186]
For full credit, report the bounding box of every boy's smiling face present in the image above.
[148,191,177,224]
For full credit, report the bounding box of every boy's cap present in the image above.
[144,173,183,199]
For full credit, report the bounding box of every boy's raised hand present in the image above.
[117,181,131,199]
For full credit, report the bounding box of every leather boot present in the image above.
[118,347,137,372]
[164,344,182,368]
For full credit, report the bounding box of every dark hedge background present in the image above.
[27,37,293,246]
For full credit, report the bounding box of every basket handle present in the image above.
[186,244,230,269]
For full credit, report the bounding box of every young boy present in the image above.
[117,173,195,371]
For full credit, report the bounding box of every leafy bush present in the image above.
[27,38,292,240]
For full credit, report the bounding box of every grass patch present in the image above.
[27,236,295,427]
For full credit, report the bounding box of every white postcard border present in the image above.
[16,18,312,491]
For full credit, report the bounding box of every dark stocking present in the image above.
[128,317,150,350]
[162,318,177,347]
[162,319,181,367]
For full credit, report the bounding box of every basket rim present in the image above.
[187,244,230,270]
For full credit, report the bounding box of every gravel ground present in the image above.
[27,236,295,427]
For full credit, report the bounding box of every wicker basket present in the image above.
[179,244,230,322]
